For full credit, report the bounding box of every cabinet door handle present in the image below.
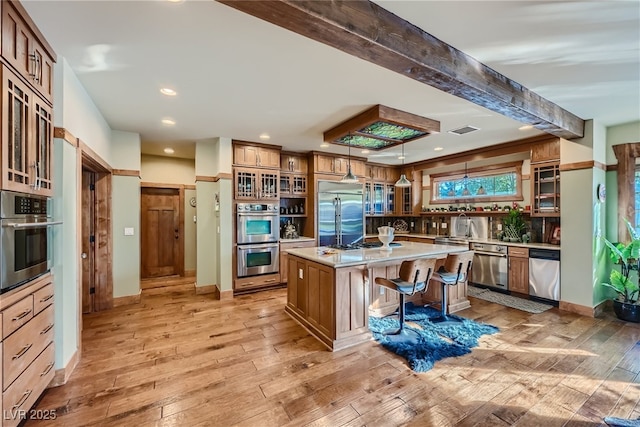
[40,294,54,303]
[12,309,32,321]
[264,278,277,283]
[13,343,33,360]
[41,324,54,334]
[12,389,32,410]
[29,53,38,81]
[41,362,54,377]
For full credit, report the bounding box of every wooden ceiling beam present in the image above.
[218,0,585,139]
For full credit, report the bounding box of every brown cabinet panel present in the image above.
[531,161,560,217]
[1,1,54,103]
[281,240,316,283]
[281,154,308,173]
[531,139,560,163]
[234,143,281,168]
[306,263,334,338]
[3,304,53,390]
[1,65,53,196]
[508,247,529,294]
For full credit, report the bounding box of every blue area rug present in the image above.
[369,303,499,372]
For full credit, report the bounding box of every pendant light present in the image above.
[462,162,470,196]
[340,134,358,183]
[395,143,411,187]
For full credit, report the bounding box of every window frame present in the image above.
[429,161,524,205]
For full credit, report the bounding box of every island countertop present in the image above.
[285,241,468,268]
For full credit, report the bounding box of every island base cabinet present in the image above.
[369,264,400,317]
[286,255,371,351]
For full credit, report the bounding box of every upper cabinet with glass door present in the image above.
[0,1,56,196]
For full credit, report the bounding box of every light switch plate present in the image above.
[442,223,447,229]
[124,227,134,236]
[298,268,303,279]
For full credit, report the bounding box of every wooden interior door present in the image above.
[141,188,181,278]
[81,169,95,313]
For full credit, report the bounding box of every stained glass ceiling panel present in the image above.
[323,104,440,151]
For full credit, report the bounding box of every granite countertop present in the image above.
[366,233,560,250]
[285,241,468,268]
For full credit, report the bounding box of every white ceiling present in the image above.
[22,0,640,164]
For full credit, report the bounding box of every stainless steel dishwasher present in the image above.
[469,242,508,290]
[529,249,560,301]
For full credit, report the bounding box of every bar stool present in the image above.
[374,257,437,343]
[430,250,474,323]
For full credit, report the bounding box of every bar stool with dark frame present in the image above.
[429,250,475,324]
[374,257,437,344]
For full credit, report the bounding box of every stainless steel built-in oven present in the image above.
[237,242,280,278]
[236,203,279,245]
[0,191,61,292]
[236,203,279,278]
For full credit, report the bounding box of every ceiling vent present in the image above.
[448,125,480,135]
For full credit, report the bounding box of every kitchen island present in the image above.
[285,242,469,351]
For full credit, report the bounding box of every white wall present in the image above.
[141,154,195,184]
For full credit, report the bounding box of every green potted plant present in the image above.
[502,209,526,242]
[601,218,640,322]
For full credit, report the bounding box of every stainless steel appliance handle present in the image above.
[473,250,507,257]
[5,221,63,229]
[237,212,277,217]
[237,243,278,250]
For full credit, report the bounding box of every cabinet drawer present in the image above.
[4,305,54,390]
[235,273,281,291]
[2,296,34,339]
[508,247,529,258]
[280,240,316,253]
[33,282,54,315]
[3,343,55,427]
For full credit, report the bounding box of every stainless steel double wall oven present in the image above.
[0,191,59,292]
[236,203,279,278]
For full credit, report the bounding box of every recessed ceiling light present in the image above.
[519,125,534,131]
[161,118,176,126]
[434,146,444,151]
[164,148,175,154]
[361,149,370,154]
[320,143,330,148]
[160,88,177,96]
[259,133,270,140]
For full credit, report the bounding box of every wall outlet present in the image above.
[410,221,414,228]
[298,268,304,279]
[432,222,436,228]
[379,286,385,295]
[497,223,503,231]
[124,227,134,236]
[442,223,447,229]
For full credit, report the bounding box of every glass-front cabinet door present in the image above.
[373,183,384,215]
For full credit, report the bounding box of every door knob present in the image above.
[81,253,87,259]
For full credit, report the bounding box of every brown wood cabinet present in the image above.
[286,255,369,351]
[234,272,281,293]
[1,0,55,103]
[531,161,560,217]
[531,139,560,163]
[233,143,281,168]
[280,239,316,283]
[1,64,53,196]
[508,247,529,294]
[234,167,279,201]
[1,274,55,427]
[279,174,307,196]
[314,154,365,177]
[280,153,307,174]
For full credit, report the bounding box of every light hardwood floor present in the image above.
[26,281,640,426]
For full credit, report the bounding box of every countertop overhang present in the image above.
[285,241,469,268]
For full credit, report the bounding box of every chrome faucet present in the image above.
[457,212,470,237]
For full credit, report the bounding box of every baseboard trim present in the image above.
[49,349,79,387]
[559,300,598,317]
[184,270,196,278]
[218,288,234,301]
[195,284,217,295]
[113,292,141,307]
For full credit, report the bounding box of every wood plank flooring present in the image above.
[26,281,640,426]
